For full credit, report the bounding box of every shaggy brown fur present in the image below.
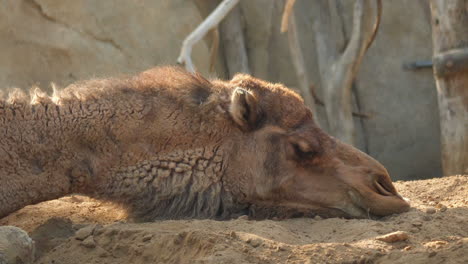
[0,67,409,221]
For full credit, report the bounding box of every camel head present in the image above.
[222,74,410,219]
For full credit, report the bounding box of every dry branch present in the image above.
[177,0,240,72]
[310,85,372,119]
[281,0,296,33]
[209,28,220,72]
[363,0,382,54]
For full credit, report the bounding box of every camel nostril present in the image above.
[374,181,393,196]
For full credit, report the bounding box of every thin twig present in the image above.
[209,28,220,72]
[310,84,372,119]
[352,111,372,119]
[310,84,325,106]
[363,0,382,54]
[281,0,296,33]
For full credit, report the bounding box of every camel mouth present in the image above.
[374,180,411,205]
[348,182,410,217]
[374,180,394,196]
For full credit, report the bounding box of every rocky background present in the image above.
[0,0,441,180]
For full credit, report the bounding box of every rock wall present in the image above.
[0,0,215,92]
[0,0,441,180]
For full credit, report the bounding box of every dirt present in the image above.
[1,175,467,264]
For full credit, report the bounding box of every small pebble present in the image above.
[359,256,369,262]
[412,221,423,227]
[229,231,237,238]
[174,231,187,245]
[276,245,287,251]
[247,238,262,248]
[98,251,108,258]
[376,231,409,243]
[142,234,153,242]
[238,215,249,220]
[422,215,432,221]
[75,225,96,241]
[425,207,436,214]
[81,236,96,248]
[96,247,109,258]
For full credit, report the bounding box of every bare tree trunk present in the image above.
[220,6,250,76]
[311,0,381,145]
[429,0,468,175]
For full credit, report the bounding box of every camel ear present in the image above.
[229,87,261,131]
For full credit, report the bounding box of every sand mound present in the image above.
[1,175,467,264]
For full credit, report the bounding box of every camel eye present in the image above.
[291,142,318,160]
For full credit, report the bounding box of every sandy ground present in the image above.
[1,175,467,264]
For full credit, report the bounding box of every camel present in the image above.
[0,66,409,221]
